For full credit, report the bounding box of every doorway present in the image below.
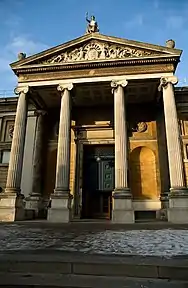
[82,144,115,219]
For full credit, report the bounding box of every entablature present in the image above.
[11,33,181,80]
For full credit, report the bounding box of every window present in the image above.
[1,150,11,164]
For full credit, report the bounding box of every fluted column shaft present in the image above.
[159,76,185,189]
[31,110,46,196]
[5,86,29,194]
[111,80,130,193]
[54,83,73,194]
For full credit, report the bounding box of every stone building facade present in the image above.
[0,29,188,223]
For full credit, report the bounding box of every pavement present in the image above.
[0,221,188,257]
[0,221,188,287]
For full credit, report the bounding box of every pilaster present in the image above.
[25,110,46,219]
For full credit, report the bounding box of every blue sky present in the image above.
[0,0,188,96]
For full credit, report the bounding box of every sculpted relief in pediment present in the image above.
[41,40,159,64]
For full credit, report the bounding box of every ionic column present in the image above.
[159,76,186,191]
[111,79,130,195]
[5,86,29,195]
[111,80,134,223]
[54,83,73,194]
[48,83,73,223]
[31,110,46,196]
[159,76,188,223]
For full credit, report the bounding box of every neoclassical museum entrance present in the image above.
[82,145,114,219]
[0,16,188,224]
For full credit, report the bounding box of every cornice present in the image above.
[14,56,179,75]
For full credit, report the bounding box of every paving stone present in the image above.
[0,223,188,258]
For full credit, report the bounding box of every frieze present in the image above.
[18,63,174,83]
[41,40,159,64]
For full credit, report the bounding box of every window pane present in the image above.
[2,151,10,164]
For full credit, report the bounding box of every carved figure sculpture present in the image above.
[86,13,99,33]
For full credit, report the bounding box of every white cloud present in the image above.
[0,35,49,90]
[8,36,49,56]
[0,35,49,72]
[0,8,49,91]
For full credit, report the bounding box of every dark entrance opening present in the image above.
[82,144,115,219]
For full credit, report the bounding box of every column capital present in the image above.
[111,79,128,94]
[158,76,178,92]
[34,110,47,117]
[111,79,128,89]
[57,83,73,93]
[14,86,29,95]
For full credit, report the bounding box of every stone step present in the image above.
[0,252,188,281]
[0,273,188,287]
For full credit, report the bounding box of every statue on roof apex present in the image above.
[85,12,99,34]
[18,52,26,61]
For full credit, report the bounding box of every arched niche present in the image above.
[129,146,158,200]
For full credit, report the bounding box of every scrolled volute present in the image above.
[57,83,73,93]
[158,76,178,92]
[111,79,128,94]
[14,86,29,95]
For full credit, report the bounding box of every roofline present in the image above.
[175,86,188,92]
[10,32,182,68]
[0,96,18,103]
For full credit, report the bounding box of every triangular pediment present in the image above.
[11,33,182,69]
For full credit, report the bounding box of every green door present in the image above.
[82,145,114,219]
[99,158,115,191]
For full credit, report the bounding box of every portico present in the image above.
[0,19,188,223]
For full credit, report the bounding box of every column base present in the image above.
[158,191,169,221]
[25,194,42,220]
[47,193,73,223]
[0,193,25,222]
[168,187,188,223]
[112,188,134,223]
[4,187,21,194]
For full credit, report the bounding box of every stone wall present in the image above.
[0,113,15,191]
[179,119,188,186]
[156,106,170,196]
